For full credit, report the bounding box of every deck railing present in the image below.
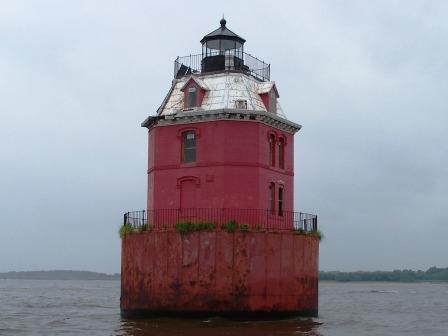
[123,208,317,232]
[174,52,270,82]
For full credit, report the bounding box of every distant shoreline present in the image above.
[319,267,448,282]
[1,268,447,282]
[0,270,119,281]
[319,279,448,283]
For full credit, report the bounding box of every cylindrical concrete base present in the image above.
[121,231,319,318]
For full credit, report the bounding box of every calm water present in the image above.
[1,280,447,335]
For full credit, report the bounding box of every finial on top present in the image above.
[220,15,226,28]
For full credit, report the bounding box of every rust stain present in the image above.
[121,231,318,316]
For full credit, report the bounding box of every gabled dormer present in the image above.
[180,76,209,110]
[258,82,279,114]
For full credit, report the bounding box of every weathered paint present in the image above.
[147,120,295,221]
[127,25,319,320]
[121,231,319,318]
[182,80,207,108]
[158,72,287,118]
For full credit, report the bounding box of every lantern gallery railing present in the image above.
[123,208,317,232]
[174,52,271,82]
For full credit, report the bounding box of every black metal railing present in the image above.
[174,52,270,81]
[123,208,317,232]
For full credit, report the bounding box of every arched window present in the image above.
[182,131,196,163]
[278,138,285,169]
[269,183,275,214]
[269,134,276,166]
[278,185,284,216]
[188,86,197,108]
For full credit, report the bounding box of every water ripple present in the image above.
[0,280,447,335]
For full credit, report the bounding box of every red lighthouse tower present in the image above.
[121,19,319,318]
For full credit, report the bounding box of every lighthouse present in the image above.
[121,19,319,318]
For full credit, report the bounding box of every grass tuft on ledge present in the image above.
[221,220,239,232]
[174,221,216,235]
[119,224,134,239]
[119,223,153,238]
[293,228,324,241]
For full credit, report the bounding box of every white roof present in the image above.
[258,82,279,96]
[180,76,209,91]
[158,73,287,118]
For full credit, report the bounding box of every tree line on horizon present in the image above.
[0,270,119,280]
[1,267,448,282]
[319,267,448,282]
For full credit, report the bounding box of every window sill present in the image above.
[180,162,197,168]
[182,107,202,112]
[268,165,286,172]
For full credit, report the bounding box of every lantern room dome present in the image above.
[174,19,270,82]
[200,18,246,45]
[200,19,246,74]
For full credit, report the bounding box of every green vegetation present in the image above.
[120,220,324,238]
[240,224,249,232]
[174,221,216,235]
[293,228,305,235]
[319,267,448,282]
[119,223,153,238]
[221,220,239,232]
[293,228,324,241]
[308,229,324,241]
[119,224,134,238]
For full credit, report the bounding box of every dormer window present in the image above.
[188,87,197,108]
[259,83,279,114]
[181,76,209,110]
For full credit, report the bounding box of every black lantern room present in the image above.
[200,19,247,73]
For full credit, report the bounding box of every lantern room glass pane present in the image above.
[204,39,242,56]
[235,42,243,58]
[206,40,220,50]
[221,39,236,50]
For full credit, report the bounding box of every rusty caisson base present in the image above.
[120,231,319,319]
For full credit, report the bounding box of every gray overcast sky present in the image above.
[1,1,447,273]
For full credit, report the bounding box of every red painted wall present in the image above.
[260,92,269,110]
[121,231,319,317]
[147,120,295,225]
